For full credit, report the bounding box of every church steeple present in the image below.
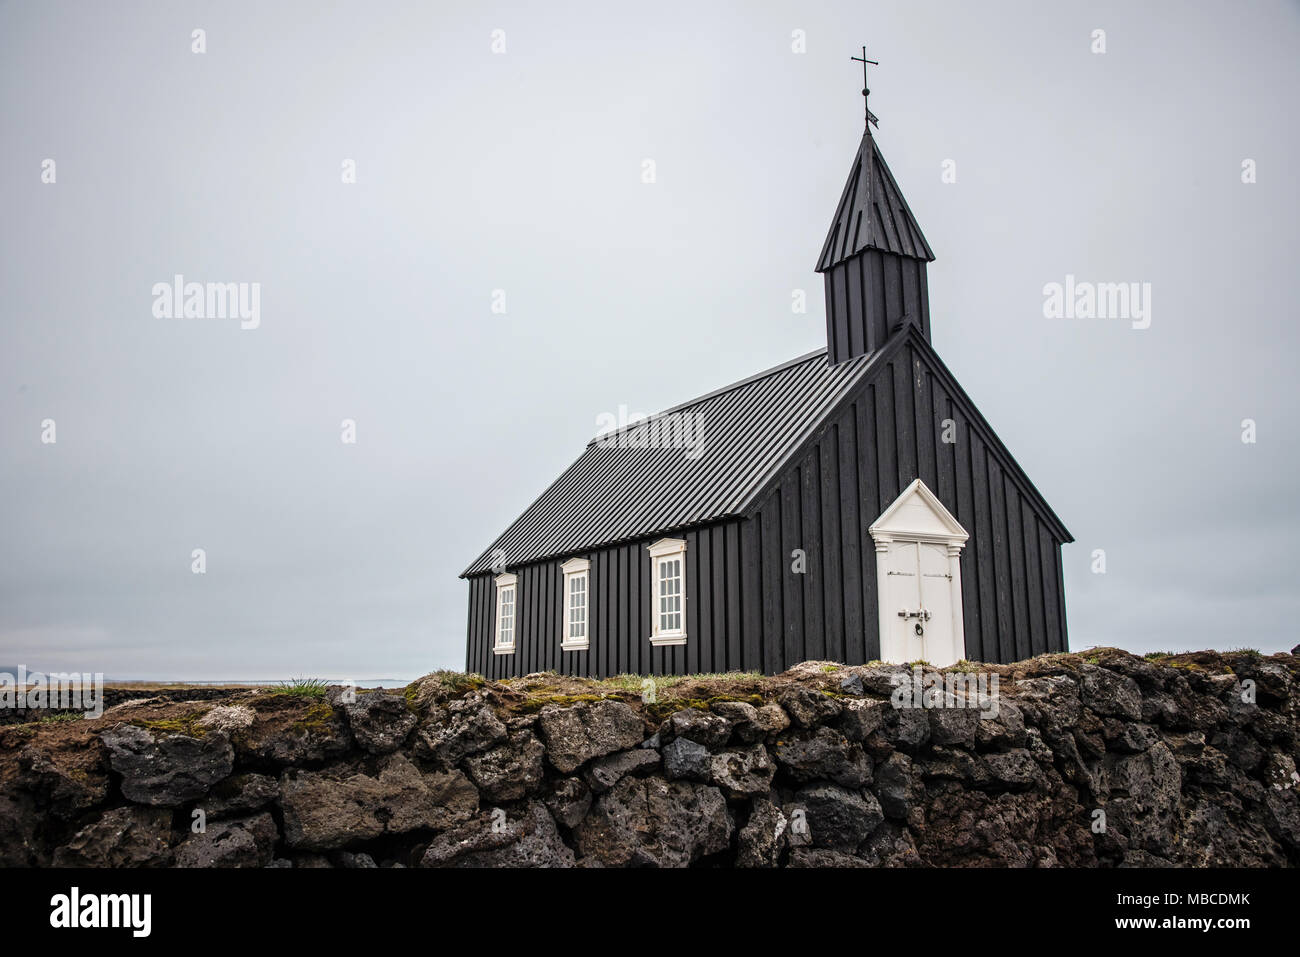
[817,59,934,365]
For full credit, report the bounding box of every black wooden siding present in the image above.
[465,331,1069,678]
[466,523,749,681]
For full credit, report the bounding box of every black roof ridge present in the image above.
[584,347,830,447]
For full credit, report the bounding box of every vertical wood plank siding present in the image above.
[823,254,930,364]
[465,341,1068,677]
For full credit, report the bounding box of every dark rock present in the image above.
[536,699,643,773]
[665,708,732,748]
[198,772,279,819]
[662,736,712,781]
[920,746,991,786]
[1102,719,1157,754]
[875,753,921,820]
[174,812,277,868]
[1209,727,1266,773]
[1263,787,1300,852]
[983,749,1042,788]
[420,802,574,867]
[52,807,174,867]
[709,743,775,798]
[838,672,865,696]
[464,730,546,801]
[839,698,886,741]
[1080,665,1143,721]
[0,791,47,866]
[777,687,842,728]
[975,700,1026,749]
[1095,742,1180,857]
[773,726,872,787]
[1228,656,1292,705]
[335,690,417,755]
[101,724,234,806]
[847,664,913,696]
[17,747,108,819]
[543,778,592,829]
[279,754,477,850]
[880,705,930,751]
[928,701,981,748]
[736,799,787,868]
[709,701,765,743]
[754,703,790,737]
[585,748,660,793]
[414,695,507,767]
[858,820,922,866]
[791,783,883,851]
[574,775,731,867]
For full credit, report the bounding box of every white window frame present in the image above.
[648,538,687,646]
[493,572,518,655]
[560,557,591,651]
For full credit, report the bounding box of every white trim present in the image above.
[492,572,518,655]
[647,538,687,646]
[868,480,969,666]
[560,557,591,651]
[868,478,969,546]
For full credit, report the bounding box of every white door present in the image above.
[882,539,958,666]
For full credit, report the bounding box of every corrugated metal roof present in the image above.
[461,347,883,576]
[816,131,935,271]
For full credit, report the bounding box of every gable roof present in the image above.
[460,346,886,576]
[816,131,935,272]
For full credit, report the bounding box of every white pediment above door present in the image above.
[868,479,969,544]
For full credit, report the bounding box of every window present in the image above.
[493,573,517,654]
[648,538,687,646]
[560,557,590,651]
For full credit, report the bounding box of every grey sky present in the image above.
[2,1,1297,680]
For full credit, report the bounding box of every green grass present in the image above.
[604,670,762,691]
[271,677,329,698]
[38,712,83,724]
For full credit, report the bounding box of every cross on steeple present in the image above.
[851,45,880,130]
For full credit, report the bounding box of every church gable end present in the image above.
[736,325,1071,670]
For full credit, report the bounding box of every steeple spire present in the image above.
[850,45,880,130]
[817,50,935,365]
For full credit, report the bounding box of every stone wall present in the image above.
[1,649,1297,867]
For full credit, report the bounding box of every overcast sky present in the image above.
[2,1,1297,680]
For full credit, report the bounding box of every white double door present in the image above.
[882,539,959,666]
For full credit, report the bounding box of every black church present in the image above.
[462,77,1072,679]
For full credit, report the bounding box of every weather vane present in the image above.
[851,45,880,130]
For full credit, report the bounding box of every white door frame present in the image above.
[868,479,969,665]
